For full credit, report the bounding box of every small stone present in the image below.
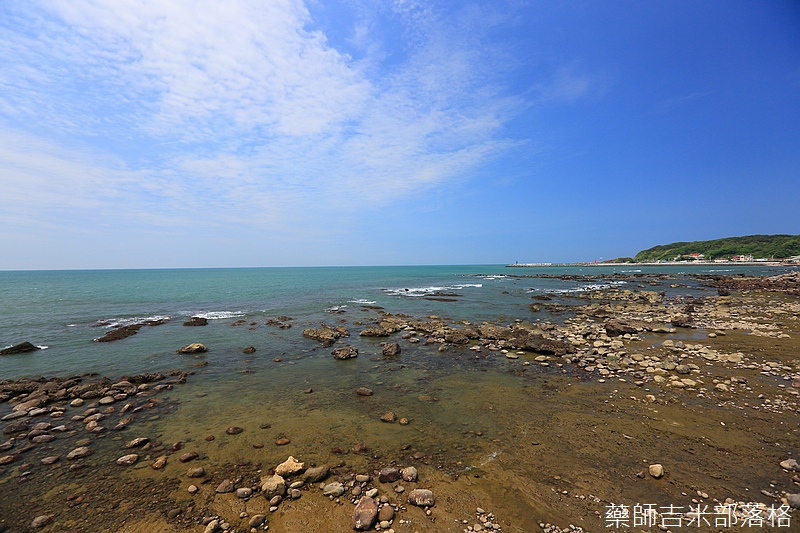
[187,466,206,478]
[378,468,401,483]
[270,495,283,506]
[649,463,664,478]
[356,387,374,396]
[378,505,395,522]
[302,465,330,483]
[323,482,345,497]
[151,456,167,470]
[179,451,199,462]
[41,455,59,465]
[188,484,199,494]
[66,446,91,460]
[787,493,800,509]
[203,519,219,533]
[780,459,799,471]
[177,343,208,354]
[31,515,52,529]
[399,417,410,425]
[237,487,253,498]
[401,466,418,482]
[380,412,398,423]
[249,514,266,527]
[290,489,301,499]
[216,479,235,493]
[226,426,244,435]
[408,488,435,507]
[125,437,150,448]
[275,437,291,446]
[116,453,139,466]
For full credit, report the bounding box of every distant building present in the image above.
[731,255,754,262]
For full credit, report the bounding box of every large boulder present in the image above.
[303,326,349,347]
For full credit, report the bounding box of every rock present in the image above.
[380,411,397,423]
[216,479,235,493]
[332,345,358,360]
[236,487,253,498]
[66,446,91,459]
[275,437,290,446]
[303,326,348,347]
[260,474,286,498]
[675,364,691,375]
[187,466,206,478]
[780,459,799,471]
[183,317,208,326]
[243,346,256,354]
[116,453,139,466]
[203,519,219,533]
[225,426,244,435]
[378,468,400,483]
[151,456,167,470]
[649,463,664,478]
[787,493,800,509]
[382,343,401,356]
[177,343,208,354]
[249,514,266,527]
[41,455,59,465]
[356,387,373,396]
[32,434,56,444]
[275,455,305,477]
[401,466,418,482]
[31,515,52,528]
[302,465,330,483]
[179,451,199,462]
[408,488,435,507]
[352,497,379,530]
[322,482,345,497]
[0,342,41,356]
[3,419,28,434]
[188,484,199,494]
[125,437,150,448]
[378,504,395,522]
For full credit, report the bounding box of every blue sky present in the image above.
[1,0,798,269]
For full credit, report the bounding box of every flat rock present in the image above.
[249,514,267,527]
[780,459,799,471]
[66,446,91,460]
[116,453,139,466]
[356,387,373,396]
[216,479,235,493]
[323,482,345,497]
[187,466,206,478]
[332,345,358,360]
[125,437,150,448]
[382,343,401,356]
[31,515,52,528]
[378,468,400,483]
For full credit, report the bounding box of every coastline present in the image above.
[507,261,797,267]
[1,268,799,532]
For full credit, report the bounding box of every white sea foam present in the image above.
[348,299,377,305]
[383,283,482,297]
[95,315,172,328]
[326,305,347,312]
[36,345,49,350]
[191,311,246,320]
[528,280,628,294]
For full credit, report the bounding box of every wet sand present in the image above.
[1,274,799,532]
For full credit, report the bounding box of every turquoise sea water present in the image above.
[0,264,793,380]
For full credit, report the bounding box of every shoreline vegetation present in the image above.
[1,269,799,532]
[509,234,800,267]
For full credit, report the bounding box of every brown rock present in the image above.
[177,343,208,354]
[382,343,401,356]
[408,488,435,507]
[380,411,397,423]
[275,437,291,446]
[352,496,379,530]
[378,468,400,483]
[182,317,208,326]
[332,345,359,360]
[356,387,373,396]
[179,451,199,463]
[226,426,244,435]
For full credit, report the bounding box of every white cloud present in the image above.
[0,0,524,266]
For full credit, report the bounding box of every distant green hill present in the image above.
[633,234,800,262]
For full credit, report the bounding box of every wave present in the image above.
[348,299,377,305]
[529,280,628,294]
[190,311,246,320]
[326,305,347,312]
[383,283,483,297]
[93,315,172,328]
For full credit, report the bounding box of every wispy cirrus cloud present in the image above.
[0,0,590,266]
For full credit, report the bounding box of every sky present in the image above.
[1,0,799,269]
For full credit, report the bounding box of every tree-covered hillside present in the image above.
[633,235,800,262]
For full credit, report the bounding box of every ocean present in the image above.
[0,264,790,380]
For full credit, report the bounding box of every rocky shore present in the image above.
[1,270,799,532]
